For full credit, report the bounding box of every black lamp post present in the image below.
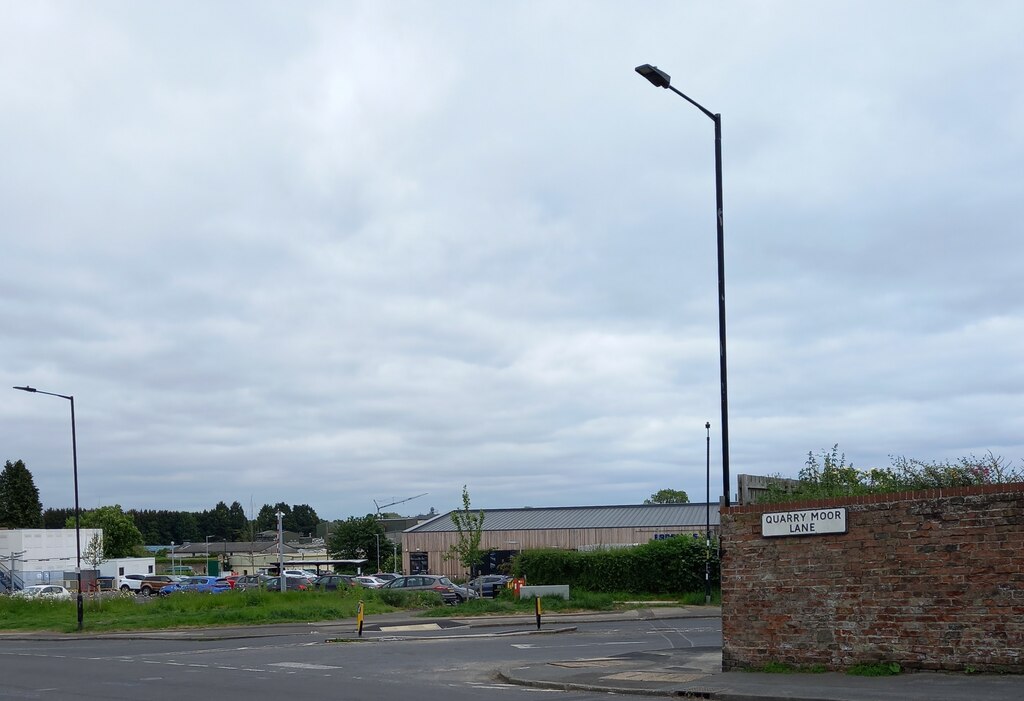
[705,421,712,605]
[635,63,731,506]
[13,385,84,630]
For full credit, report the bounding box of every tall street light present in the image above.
[635,64,731,506]
[705,421,712,605]
[13,385,84,630]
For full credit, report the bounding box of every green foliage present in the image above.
[515,535,718,594]
[375,587,446,608]
[328,514,384,563]
[644,488,689,504]
[82,533,105,568]
[447,485,485,571]
[758,446,1024,504]
[847,662,901,676]
[68,505,144,558]
[0,459,44,528]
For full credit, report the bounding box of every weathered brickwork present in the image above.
[720,484,1024,672]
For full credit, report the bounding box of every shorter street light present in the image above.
[13,385,84,630]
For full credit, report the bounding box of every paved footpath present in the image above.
[482,608,1023,701]
[4,606,1021,700]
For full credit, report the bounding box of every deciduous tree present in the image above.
[68,505,144,559]
[447,485,485,574]
[644,488,690,504]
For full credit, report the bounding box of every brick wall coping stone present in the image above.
[722,481,1024,515]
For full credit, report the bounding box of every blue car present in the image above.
[159,576,231,596]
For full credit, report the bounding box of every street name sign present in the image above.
[761,507,847,537]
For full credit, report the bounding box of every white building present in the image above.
[0,528,103,592]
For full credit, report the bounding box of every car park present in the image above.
[451,582,479,603]
[262,576,311,591]
[139,575,177,596]
[468,574,511,598]
[159,576,231,595]
[233,574,269,591]
[379,575,459,604]
[282,569,316,579]
[352,575,386,588]
[12,585,72,601]
[313,574,353,591]
[118,573,150,593]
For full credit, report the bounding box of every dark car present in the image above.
[468,574,511,598]
[379,575,459,604]
[314,574,353,591]
[262,576,311,591]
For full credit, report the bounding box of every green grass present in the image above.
[0,588,718,632]
[0,589,406,633]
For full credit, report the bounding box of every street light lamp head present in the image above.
[13,385,37,392]
[635,64,671,88]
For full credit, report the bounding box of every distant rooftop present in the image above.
[406,503,720,532]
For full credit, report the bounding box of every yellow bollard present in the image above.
[357,600,365,637]
[535,595,542,630]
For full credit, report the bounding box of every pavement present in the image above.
[3,606,1020,700]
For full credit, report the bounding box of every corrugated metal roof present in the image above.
[405,503,721,532]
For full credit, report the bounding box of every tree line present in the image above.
[1,458,323,549]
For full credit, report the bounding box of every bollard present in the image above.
[535,595,542,630]
[357,600,365,637]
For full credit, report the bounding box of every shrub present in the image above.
[515,535,718,594]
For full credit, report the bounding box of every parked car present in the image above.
[12,585,72,601]
[159,576,231,596]
[282,569,316,579]
[379,575,459,604]
[372,573,398,582]
[468,574,511,598]
[221,575,242,589]
[451,582,479,603]
[139,575,177,596]
[313,574,353,591]
[352,576,386,589]
[262,576,311,591]
[118,573,150,593]
[233,574,270,591]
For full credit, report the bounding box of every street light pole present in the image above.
[634,64,731,506]
[13,385,84,630]
[276,511,285,593]
[374,533,381,573]
[705,421,712,605]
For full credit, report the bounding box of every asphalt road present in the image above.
[0,617,722,700]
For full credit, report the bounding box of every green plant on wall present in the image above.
[758,446,1023,504]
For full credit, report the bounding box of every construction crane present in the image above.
[374,493,428,516]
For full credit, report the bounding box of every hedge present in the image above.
[513,535,719,593]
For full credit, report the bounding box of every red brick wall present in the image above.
[720,484,1024,672]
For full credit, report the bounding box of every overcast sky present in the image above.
[3,2,1022,522]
